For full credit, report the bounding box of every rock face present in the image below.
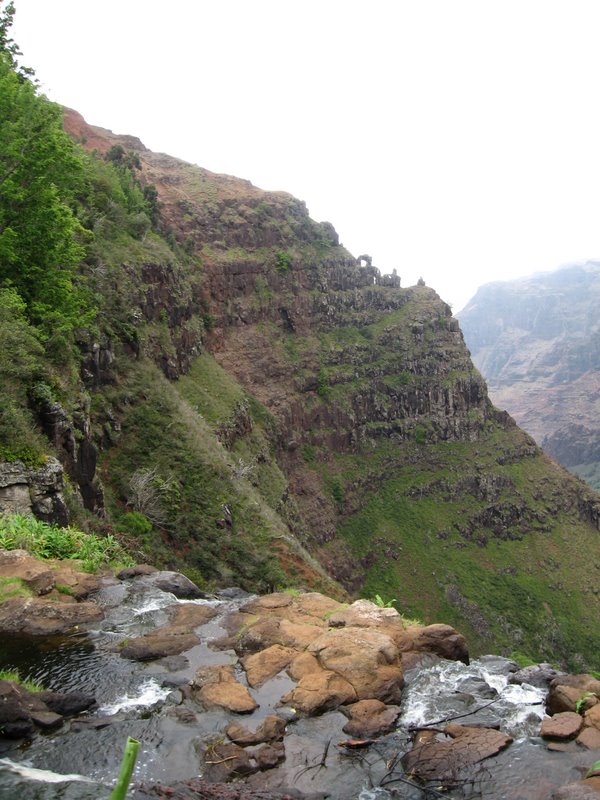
[459,261,600,488]
[0,458,68,526]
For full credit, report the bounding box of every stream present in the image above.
[0,577,592,799]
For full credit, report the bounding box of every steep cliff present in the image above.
[0,109,598,670]
[458,262,600,490]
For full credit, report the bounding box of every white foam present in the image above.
[0,758,94,784]
[99,678,170,714]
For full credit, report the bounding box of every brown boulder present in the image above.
[242,645,296,687]
[341,699,401,738]
[547,675,600,715]
[402,724,513,781]
[540,712,583,740]
[0,596,103,635]
[281,667,357,714]
[398,623,470,664]
[584,704,600,731]
[577,726,600,749]
[308,627,404,703]
[0,549,54,595]
[193,665,258,714]
[287,652,320,682]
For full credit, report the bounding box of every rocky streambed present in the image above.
[1,550,600,799]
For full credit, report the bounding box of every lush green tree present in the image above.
[0,52,90,334]
[0,0,32,78]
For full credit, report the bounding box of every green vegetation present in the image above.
[0,668,44,693]
[275,250,292,274]
[0,575,32,602]
[0,512,133,572]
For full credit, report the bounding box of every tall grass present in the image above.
[0,513,133,572]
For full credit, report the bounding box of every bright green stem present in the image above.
[109,737,140,800]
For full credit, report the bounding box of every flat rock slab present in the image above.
[402,723,513,781]
[193,665,258,714]
[541,712,583,740]
[0,596,103,635]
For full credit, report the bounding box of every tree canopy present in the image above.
[0,3,90,336]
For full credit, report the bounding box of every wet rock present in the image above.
[37,691,96,716]
[28,710,63,730]
[401,723,513,781]
[340,699,401,738]
[116,564,158,579]
[242,645,296,687]
[146,570,207,598]
[0,549,54,595]
[193,665,258,713]
[70,716,115,730]
[457,676,498,698]
[119,602,216,661]
[226,715,287,745]
[253,741,285,770]
[307,627,404,703]
[166,707,197,724]
[510,662,566,689]
[547,675,600,715]
[159,655,190,672]
[200,741,255,782]
[0,596,103,635]
[541,712,583,740]
[133,779,321,799]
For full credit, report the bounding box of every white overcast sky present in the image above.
[11,0,600,311]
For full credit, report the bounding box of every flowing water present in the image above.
[0,579,594,799]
